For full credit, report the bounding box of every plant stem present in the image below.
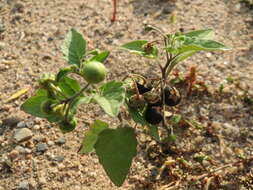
[62,83,90,121]
[62,83,90,104]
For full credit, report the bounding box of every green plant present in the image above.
[20,27,229,186]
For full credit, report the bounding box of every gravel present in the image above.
[13,128,32,143]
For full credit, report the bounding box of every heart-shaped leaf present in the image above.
[95,127,137,186]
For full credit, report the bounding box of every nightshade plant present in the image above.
[21,27,229,186]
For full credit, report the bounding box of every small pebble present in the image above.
[38,176,47,184]
[8,149,19,160]
[58,163,65,170]
[33,125,40,130]
[36,143,48,153]
[0,136,4,144]
[26,121,34,128]
[55,136,66,145]
[17,121,27,128]
[52,155,64,162]
[2,116,21,127]
[13,128,33,143]
[15,146,27,154]
[17,181,29,190]
[47,141,54,146]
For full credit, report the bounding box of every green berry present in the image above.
[58,118,77,133]
[81,61,107,84]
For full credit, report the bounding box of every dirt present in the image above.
[0,0,253,189]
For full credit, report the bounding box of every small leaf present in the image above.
[95,127,137,186]
[93,81,125,117]
[170,12,177,24]
[180,38,230,52]
[166,134,177,143]
[80,120,109,154]
[121,40,158,59]
[170,114,182,124]
[5,87,30,103]
[56,66,77,82]
[147,124,160,141]
[128,107,146,126]
[62,29,86,66]
[90,51,110,63]
[184,29,214,40]
[58,76,81,97]
[35,88,48,96]
[21,96,49,118]
[173,50,197,63]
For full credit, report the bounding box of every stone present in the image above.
[2,116,21,127]
[8,149,19,160]
[17,121,27,128]
[38,176,47,184]
[17,181,29,190]
[36,143,48,153]
[15,146,27,154]
[47,141,54,146]
[25,121,34,128]
[55,136,66,145]
[33,125,40,130]
[52,155,64,162]
[13,128,32,143]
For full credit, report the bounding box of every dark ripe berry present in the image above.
[136,82,152,94]
[128,94,146,109]
[163,86,181,106]
[144,105,163,125]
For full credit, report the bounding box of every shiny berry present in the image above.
[163,86,181,106]
[144,105,163,125]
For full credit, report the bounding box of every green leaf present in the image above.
[69,96,92,115]
[174,50,197,63]
[90,51,110,63]
[35,88,48,96]
[58,76,81,97]
[21,96,49,118]
[56,66,77,82]
[147,124,160,141]
[170,114,182,124]
[93,81,125,117]
[95,127,137,186]
[179,38,230,52]
[128,107,160,141]
[80,120,109,154]
[62,29,86,66]
[166,134,177,143]
[121,40,158,59]
[184,29,214,40]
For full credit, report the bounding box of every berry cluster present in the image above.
[127,77,181,125]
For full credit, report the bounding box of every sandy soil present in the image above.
[0,0,253,189]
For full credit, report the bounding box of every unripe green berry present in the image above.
[81,61,107,84]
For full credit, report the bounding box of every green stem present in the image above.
[48,83,67,99]
[62,83,90,104]
[62,83,90,121]
[165,53,181,77]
